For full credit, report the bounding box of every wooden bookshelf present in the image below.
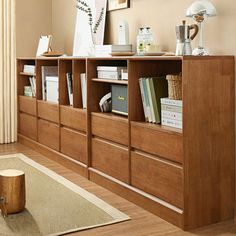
[17,56,235,231]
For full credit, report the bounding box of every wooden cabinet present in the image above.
[17,56,235,230]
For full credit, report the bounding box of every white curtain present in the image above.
[0,0,17,144]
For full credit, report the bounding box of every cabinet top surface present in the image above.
[16,55,234,61]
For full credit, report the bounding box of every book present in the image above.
[149,77,168,124]
[23,65,35,74]
[139,79,149,122]
[80,73,87,109]
[97,71,122,80]
[24,86,33,97]
[161,104,182,113]
[46,76,58,103]
[41,66,58,100]
[146,78,156,123]
[29,76,36,97]
[161,110,182,121]
[161,98,182,107]
[162,117,182,129]
[66,73,73,106]
[95,45,132,57]
[97,66,127,72]
[142,78,152,122]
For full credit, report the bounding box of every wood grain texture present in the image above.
[19,113,37,141]
[73,59,86,109]
[60,105,86,132]
[91,112,128,146]
[37,100,59,123]
[91,138,129,183]
[61,127,87,164]
[131,121,183,163]
[131,150,183,208]
[38,119,60,151]
[19,96,37,116]
[182,57,235,230]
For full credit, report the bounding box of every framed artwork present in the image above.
[108,0,130,11]
[36,35,52,56]
[73,0,107,56]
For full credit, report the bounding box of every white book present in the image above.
[66,73,73,106]
[162,117,182,129]
[95,45,132,53]
[146,78,156,123]
[139,79,149,122]
[46,76,59,103]
[161,98,182,107]
[161,104,182,113]
[97,71,122,80]
[80,73,87,109]
[23,65,35,74]
[41,66,58,100]
[161,110,182,121]
[142,78,152,122]
[97,66,127,72]
[29,77,36,97]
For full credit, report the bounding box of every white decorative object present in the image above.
[186,0,217,56]
[36,35,52,57]
[118,21,129,45]
[46,76,58,103]
[73,0,107,56]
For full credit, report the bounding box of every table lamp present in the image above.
[186,0,217,55]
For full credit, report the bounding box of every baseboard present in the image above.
[18,134,88,178]
[89,167,184,229]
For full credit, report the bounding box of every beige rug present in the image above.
[0,154,130,236]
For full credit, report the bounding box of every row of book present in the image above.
[139,77,168,124]
[24,76,36,97]
[97,66,128,80]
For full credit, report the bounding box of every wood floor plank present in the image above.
[0,143,235,236]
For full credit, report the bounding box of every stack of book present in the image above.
[139,77,168,123]
[97,66,127,80]
[161,98,182,129]
[24,86,33,97]
[23,65,35,74]
[94,45,132,57]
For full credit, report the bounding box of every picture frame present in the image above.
[36,35,52,57]
[108,0,130,11]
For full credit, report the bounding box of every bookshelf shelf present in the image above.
[92,78,128,85]
[20,72,36,77]
[17,56,235,231]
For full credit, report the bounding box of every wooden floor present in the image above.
[1,143,236,236]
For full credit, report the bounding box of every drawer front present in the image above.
[131,151,183,208]
[19,96,37,116]
[131,123,183,163]
[19,113,37,140]
[38,101,59,123]
[92,138,129,183]
[38,119,59,151]
[92,115,128,146]
[60,106,86,132]
[61,127,87,164]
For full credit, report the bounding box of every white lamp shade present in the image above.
[186,0,217,17]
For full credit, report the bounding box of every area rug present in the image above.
[0,154,130,236]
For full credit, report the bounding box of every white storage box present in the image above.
[46,76,58,103]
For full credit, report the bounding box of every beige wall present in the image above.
[16,0,236,57]
[16,0,52,57]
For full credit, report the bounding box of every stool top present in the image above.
[0,169,24,177]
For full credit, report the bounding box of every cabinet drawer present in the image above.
[19,113,37,141]
[38,119,59,151]
[92,114,128,146]
[131,122,183,163]
[61,127,87,164]
[60,106,86,132]
[131,151,183,208]
[19,96,37,116]
[38,100,59,123]
[92,138,129,183]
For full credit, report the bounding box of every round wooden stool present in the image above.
[0,169,26,217]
